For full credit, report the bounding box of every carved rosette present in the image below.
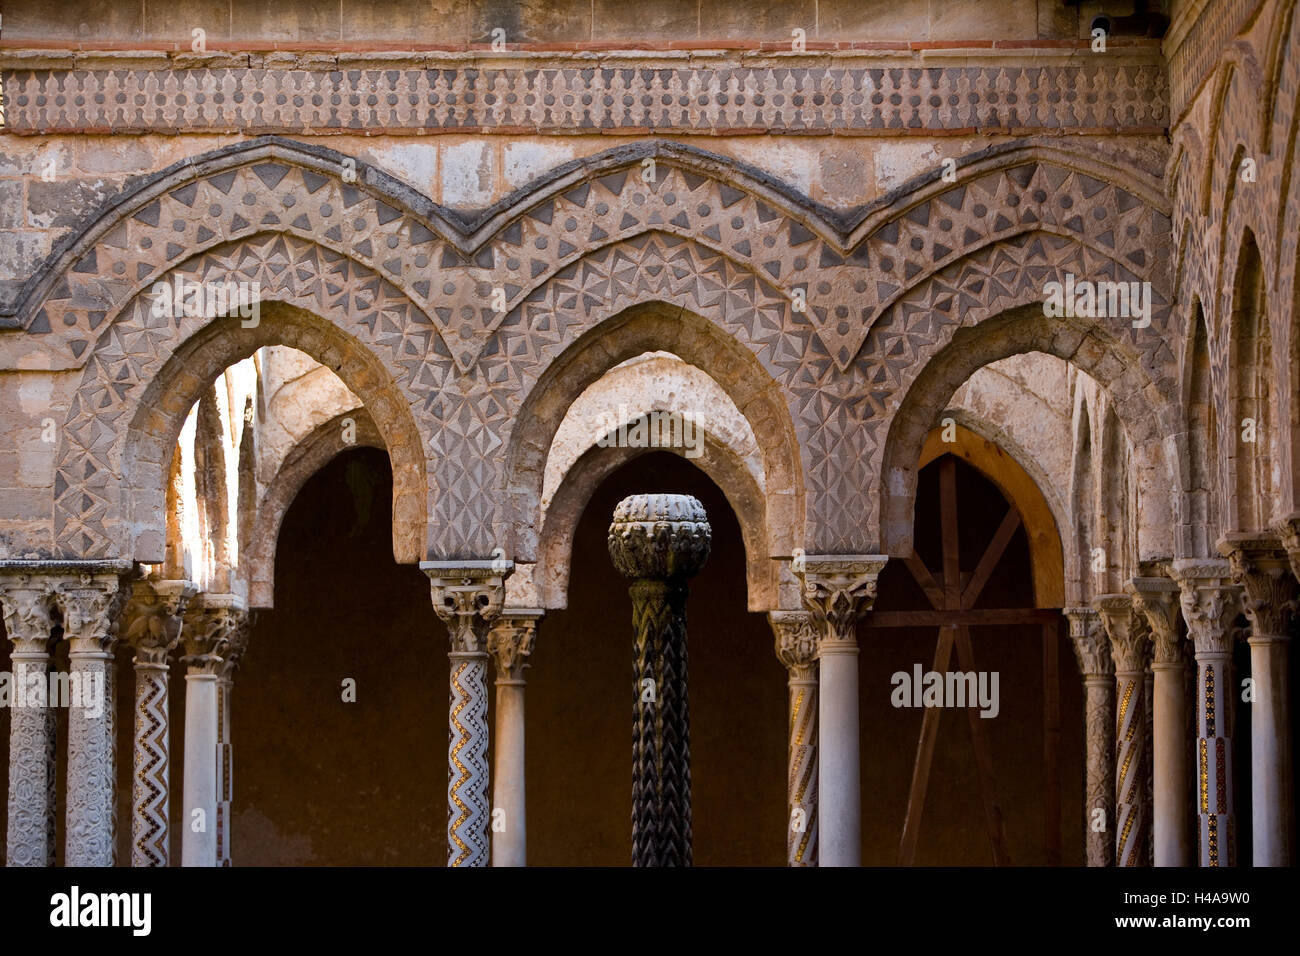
[486,611,541,683]
[770,610,819,867]
[423,561,512,869]
[58,572,128,868]
[795,555,888,647]
[1222,535,1298,643]
[122,579,195,868]
[609,494,711,869]
[1063,606,1113,867]
[0,576,58,867]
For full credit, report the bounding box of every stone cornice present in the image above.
[0,54,1168,136]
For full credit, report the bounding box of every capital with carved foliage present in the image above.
[794,554,888,646]
[1170,559,1240,657]
[487,609,541,681]
[0,575,58,653]
[1063,606,1112,677]
[181,593,247,675]
[1219,533,1298,643]
[123,579,197,666]
[56,570,129,655]
[1095,593,1150,674]
[1126,576,1182,665]
[769,610,818,680]
[422,560,513,654]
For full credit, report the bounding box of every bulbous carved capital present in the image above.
[1063,606,1112,677]
[796,555,888,645]
[1221,535,1298,641]
[769,610,818,678]
[1094,593,1150,674]
[0,576,57,650]
[1171,558,1239,657]
[182,595,247,674]
[57,573,127,652]
[1126,577,1182,665]
[123,579,197,665]
[607,494,711,582]
[423,560,513,654]
[487,610,541,680]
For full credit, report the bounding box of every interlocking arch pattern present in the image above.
[19,134,1183,569]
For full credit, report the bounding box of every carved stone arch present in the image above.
[53,234,435,562]
[425,232,817,557]
[1201,63,1241,220]
[536,428,776,612]
[1223,228,1279,532]
[1096,399,1134,592]
[246,409,384,608]
[1182,299,1220,556]
[494,282,806,568]
[877,302,1179,567]
[1260,0,1300,155]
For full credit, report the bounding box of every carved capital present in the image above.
[1170,558,1240,657]
[56,572,128,654]
[0,575,58,652]
[769,610,818,679]
[1063,606,1112,677]
[486,609,541,681]
[422,560,513,654]
[795,554,888,646]
[1220,533,1298,641]
[122,579,197,665]
[1095,593,1150,674]
[218,612,252,680]
[607,494,712,583]
[1126,576,1182,665]
[182,594,247,675]
[1273,512,1300,584]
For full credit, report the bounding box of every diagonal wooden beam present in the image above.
[952,625,1011,865]
[903,550,945,609]
[898,625,956,866]
[960,506,1021,610]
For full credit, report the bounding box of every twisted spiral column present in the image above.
[1173,560,1241,867]
[423,560,512,868]
[0,574,58,867]
[770,610,819,866]
[608,494,711,868]
[1096,594,1152,867]
[1065,606,1114,867]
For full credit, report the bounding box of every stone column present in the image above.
[1096,593,1152,867]
[486,609,541,868]
[795,554,888,868]
[770,610,819,867]
[1222,533,1297,867]
[0,574,58,866]
[180,593,244,867]
[608,494,712,868]
[121,578,196,867]
[1064,606,1114,867]
[1129,576,1189,867]
[58,571,128,867]
[422,559,512,868]
[215,619,250,868]
[1172,559,1241,867]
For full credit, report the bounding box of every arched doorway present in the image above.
[863,453,1083,865]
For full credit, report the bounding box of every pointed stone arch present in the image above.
[53,234,434,563]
